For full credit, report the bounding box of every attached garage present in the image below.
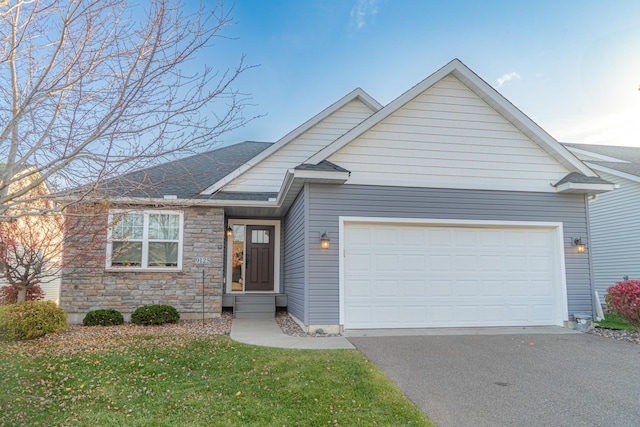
[340,218,568,329]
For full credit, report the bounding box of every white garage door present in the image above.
[343,222,563,329]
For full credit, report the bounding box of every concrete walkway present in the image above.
[230,318,354,349]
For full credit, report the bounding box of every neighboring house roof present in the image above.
[102,141,272,199]
[563,143,640,183]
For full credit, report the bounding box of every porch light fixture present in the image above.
[226,226,233,237]
[572,237,585,253]
[320,232,330,249]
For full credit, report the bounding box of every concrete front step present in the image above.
[233,294,275,319]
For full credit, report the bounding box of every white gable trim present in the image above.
[200,88,381,196]
[585,162,640,184]
[306,59,596,177]
[565,146,630,163]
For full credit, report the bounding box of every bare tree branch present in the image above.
[0,0,255,218]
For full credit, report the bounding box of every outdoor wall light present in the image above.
[226,226,233,237]
[320,232,330,249]
[572,237,585,253]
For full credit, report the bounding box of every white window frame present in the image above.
[106,209,184,271]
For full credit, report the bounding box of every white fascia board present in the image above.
[565,147,630,163]
[200,88,380,196]
[104,196,279,208]
[291,169,350,181]
[307,59,597,178]
[585,162,640,184]
[276,168,349,202]
[554,182,617,194]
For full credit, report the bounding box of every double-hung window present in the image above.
[107,210,183,269]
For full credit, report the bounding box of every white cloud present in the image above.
[496,71,521,88]
[350,0,379,30]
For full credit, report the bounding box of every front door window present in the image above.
[231,225,245,291]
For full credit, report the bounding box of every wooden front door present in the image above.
[245,225,275,291]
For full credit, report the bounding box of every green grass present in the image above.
[0,335,433,426]
[597,313,635,331]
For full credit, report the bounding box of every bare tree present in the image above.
[0,0,253,219]
[0,166,107,302]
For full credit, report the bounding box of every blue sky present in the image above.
[208,0,640,147]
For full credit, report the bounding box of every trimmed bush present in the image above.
[83,309,124,326]
[131,304,180,326]
[0,285,45,305]
[606,280,640,331]
[0,301,67,341]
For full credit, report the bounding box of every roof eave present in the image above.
[554,182,616,194]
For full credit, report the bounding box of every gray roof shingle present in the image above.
[102,141,272,199]
[563,143,640,178]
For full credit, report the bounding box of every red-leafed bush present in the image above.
[0,284,45,305]
[606,280,640,331]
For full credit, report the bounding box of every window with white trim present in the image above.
[107,210,183,269]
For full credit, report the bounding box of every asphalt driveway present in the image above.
[348,332,640,427]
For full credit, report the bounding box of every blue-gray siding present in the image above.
[588,171,640,298]
[305,184,592,325]
[283,186,307,323]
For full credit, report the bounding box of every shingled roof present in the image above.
[563,143,640,178]
[102,141,272,199]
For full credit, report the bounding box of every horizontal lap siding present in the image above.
[588,172,640,296]
[306,184,591,325]
[327,76,568,193]
[227,100,375,193]
[283,188,307,322]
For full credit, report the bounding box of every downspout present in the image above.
[585,193,598,320]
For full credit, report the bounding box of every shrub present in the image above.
[83,309,124,326]
[0,285,45,305]
[606,280,640,331]
[131,304,180,326]
[0,301,67,341]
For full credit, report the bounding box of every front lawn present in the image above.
[0,334,432,426]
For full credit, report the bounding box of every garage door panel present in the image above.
[376,280,399,297]
[346,253,371,271]
[532,304,554,321]
[481,280,504,296]
[375,254,399,271]
[403,254,426,271]
[454,255,477,270]
[479,255,502,271]
[344,223,562,329]
[454,280,479,296]
[430,255,453,270]
[405,280,428,297]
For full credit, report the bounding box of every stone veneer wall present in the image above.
[61,206,225,323]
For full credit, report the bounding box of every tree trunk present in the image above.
[17,286,26,303]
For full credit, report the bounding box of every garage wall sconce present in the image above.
[226,226,233,238]
[572,237,585,253]
[320,232,330,249]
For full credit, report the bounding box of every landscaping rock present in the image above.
[589,326,640,345]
